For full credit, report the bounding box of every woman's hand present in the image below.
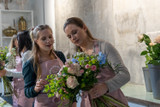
[72,102,77,107]
[0,61,5,68]
[0,69,6,77]
[88,83,108,99]
[34,79,48,93]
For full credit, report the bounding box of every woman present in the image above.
[17,31,33,66]
[63,17,130,106]
[22,24,66,107]
[0,35,22,78]
[0,33,34,107]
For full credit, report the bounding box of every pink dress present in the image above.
[80,42,128,107]
[34,53,64,107]
[12,56,34,107]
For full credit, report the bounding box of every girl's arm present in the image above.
[22,60,40,98]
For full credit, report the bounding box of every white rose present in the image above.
[55,92,60,98]
[66,76,79,89]
[138,34,144,43]
[154,35,160,44]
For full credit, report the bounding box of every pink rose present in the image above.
[76,69,84,76]
[67,67,75,75]
[62,87,68,94]
[80,69,84,73]
[85,64,90,69]
[91,65,97,71]
[66,76,79,89]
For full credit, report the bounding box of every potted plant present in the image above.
[138,34,152,92]
[138,34,160,99]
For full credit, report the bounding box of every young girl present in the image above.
[23,25,66,107]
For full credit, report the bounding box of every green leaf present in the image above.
[140,50,148,55]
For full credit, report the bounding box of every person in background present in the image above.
[17,31,33,66]
[63,17,130,106]
[0,35,22,78]
[0,32,34,107]
[22,24,67,107]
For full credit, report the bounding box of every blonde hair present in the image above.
[8,35,18,55]
[30,24,53,79]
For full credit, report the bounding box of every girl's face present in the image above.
[36,29,54,52]
[64,24,87,47]
[14,39,18,48]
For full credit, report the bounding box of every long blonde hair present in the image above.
[30,24,53,79]
[8,35,18,55]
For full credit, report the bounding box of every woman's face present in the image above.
[64,24,87,46]
[14,39,18,48]
[36,29,54,52]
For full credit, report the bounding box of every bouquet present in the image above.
[0,47,13,96]
[44,52,127,107]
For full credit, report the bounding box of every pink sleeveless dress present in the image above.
[34,53,64,107]
[80,42,128,107]
[12,56,34,107]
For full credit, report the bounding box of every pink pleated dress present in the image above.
[12,56,34,107]
[80,41,128,107]
[34,53,64,107]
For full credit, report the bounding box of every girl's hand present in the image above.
[34,79,48,93]
[0,69,6,77]
[88,83,108,99]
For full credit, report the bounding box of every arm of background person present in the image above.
[5,68,23,78]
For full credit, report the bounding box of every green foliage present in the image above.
[0,46,13,95]
[139,34,160,66]
[43,52,108,106]
[44,52,123,106]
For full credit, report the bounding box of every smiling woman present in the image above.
[35,28,54,52]
[22,24,67,107]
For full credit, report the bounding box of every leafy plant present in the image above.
[138,34,160,66]
[0,46,13,95]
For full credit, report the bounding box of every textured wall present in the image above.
[54,0,114,58]
[47,0,160,84]
[113,0,160,84]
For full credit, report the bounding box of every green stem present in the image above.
[101,95,128,107]
[0,101,7,106]
[2,76,13,94]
